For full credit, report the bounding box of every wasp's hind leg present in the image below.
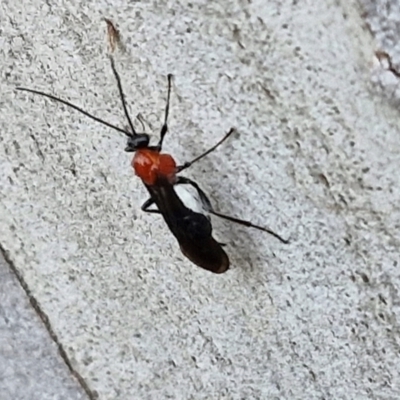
[141,197,161,214]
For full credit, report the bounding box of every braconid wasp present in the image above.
[17,56,288,273]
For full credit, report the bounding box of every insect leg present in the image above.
[176,176,289,244]
[208,209,289,244]
[141,197,161,214]
[176,128,235,173]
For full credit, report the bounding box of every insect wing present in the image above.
[178,233,229,274]
[147,182,230,273]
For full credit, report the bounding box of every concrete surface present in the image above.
[360,0,400,105]
[1,0,400,399]
[0,250,87,400]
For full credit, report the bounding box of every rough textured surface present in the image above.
[0,252,87,400]
[1,0,400,399]
[360,0,400,104]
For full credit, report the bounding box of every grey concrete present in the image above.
[1,0,400,399]
[0,252,87,400]
[360,0,400,105]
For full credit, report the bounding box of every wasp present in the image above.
[17,56,288,273]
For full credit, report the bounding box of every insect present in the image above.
[17,56,288,273]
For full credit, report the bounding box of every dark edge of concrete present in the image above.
[0,243,97,400]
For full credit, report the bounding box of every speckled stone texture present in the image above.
[360,0,400,105]
[0,252,87,400]
[1,0,399,399]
